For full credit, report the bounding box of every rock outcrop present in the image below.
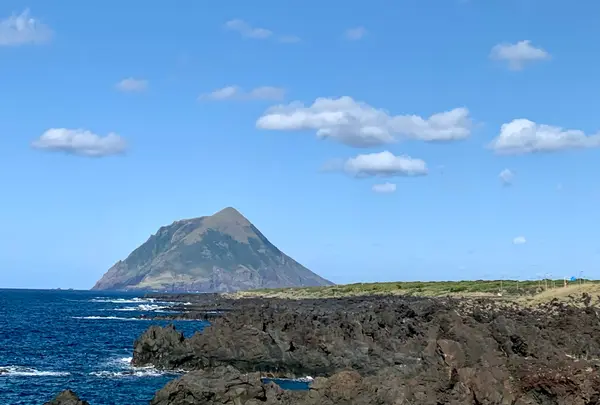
[149,366,269,405]
[150,361,600,405]
[150,366,375,405]
[92,207,332,292]
[44,390,90,405]
[135,294,600,405]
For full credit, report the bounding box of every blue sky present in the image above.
[1,0,600,289]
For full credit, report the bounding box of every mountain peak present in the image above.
[92,208,334,292]
[210,207,247,222]
[204,207,251,232]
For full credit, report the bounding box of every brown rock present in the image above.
[44,390,90,405]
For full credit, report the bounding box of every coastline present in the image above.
[46,287,600,404]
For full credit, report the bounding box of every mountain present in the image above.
[91,207,333,292]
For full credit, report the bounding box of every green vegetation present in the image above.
[233,279,600,299]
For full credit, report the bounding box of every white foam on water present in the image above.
[89,368,167,378]
[90,297,158,304]
[90,356,183,379]
[106,304,169,312]
[0,366,70,377]
[96,356,133,369]
[90,297,181,307]
[72,316,148,321]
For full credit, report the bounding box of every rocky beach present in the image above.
[47,291,600,405]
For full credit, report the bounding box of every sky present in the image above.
[1,0,600,289]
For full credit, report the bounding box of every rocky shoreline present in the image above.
[48,293,600,404]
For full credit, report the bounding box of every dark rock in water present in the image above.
[92,207,333,292]
[150,366,268,405]
[141,293,235,321]
[132,324,190,369]
[150,366,429,405]
[149,365,364,405]
[44,390,90,405]
[0,368,8,374]
[133,295,432,376]
[135,293,600,404]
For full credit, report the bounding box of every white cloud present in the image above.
[0,9,53,46]
[224,19,272,39]
[115,78,148,92]
[32,128,127,157]
[345,27,367,40]
[202,86,238,100]
[499,168,514,186]
[372,182,397,193]
[199,86,285,101]
[344,151,428,177]
[490,40,550,70]
[513,236,527,245]
[256,96,472,148]
[490,119,600,154]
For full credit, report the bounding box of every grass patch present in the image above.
[231,279,600,300]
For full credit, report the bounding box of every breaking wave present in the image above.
[72,316,148,321]
[0,366,70,377]
[89,357,183,379]
[110,304,169,312]
[89,369,169,378]
[90,298,161,304]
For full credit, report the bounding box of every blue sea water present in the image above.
[262,378,311,391]
[0,289,208,405]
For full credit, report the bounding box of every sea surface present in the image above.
[0,289,310,405]
[0,289,209,405]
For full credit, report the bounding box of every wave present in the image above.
[73,315,204,321]
[0,366,70,377]
[90,297,182,307]
[72,316,148,321]
[108,304,169,312]
[90,357,183,379]
[89,368,170,378]
[90,297,160,304]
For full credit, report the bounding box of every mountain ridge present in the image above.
[92,207,333,292]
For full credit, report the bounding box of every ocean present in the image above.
[0,289,208,404]
[0,289,310,405]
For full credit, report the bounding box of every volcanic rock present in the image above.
[44,390,90,405]
[137,293,600,404]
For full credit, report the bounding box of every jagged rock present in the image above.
[137,293,600,404]
[44,390,90,405]
[133,296,431,376]
[150,366,374,405]
[132,324,191,369]
[150,366,268,405]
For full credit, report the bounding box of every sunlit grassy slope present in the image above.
[230,279,600,301]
